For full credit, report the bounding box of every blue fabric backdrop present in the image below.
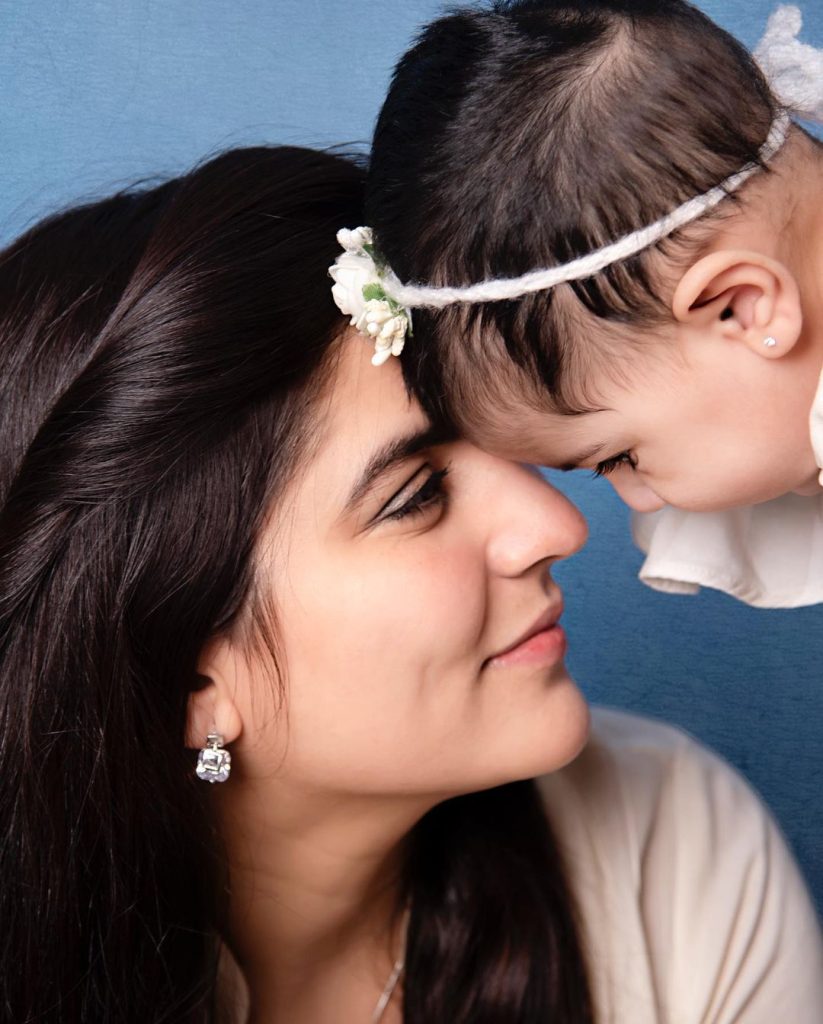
[1,0,821,913]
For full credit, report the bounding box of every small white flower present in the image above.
[337,226,373,251]
[364,302,407,366]
[329,248,379,327]
[365,299,393,325]
[328,225,411,367]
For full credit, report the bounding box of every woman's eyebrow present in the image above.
[345,423,453,513]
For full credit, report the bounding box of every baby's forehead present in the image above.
[455,384,603,466]
[401,304,621,456]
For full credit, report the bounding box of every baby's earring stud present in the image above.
[763,336,778,349]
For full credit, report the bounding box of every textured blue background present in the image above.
[1,1,821,912]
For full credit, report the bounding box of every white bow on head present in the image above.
[755,5,823,122]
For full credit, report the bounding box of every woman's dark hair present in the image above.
[367,0,780,427]
[0,146,592,1021]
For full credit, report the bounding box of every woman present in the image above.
[0,146,819,1023]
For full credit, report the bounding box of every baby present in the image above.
[347,0,823,608]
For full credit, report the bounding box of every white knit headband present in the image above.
[330,4,823,365]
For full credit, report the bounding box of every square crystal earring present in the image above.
[196,733,232,783]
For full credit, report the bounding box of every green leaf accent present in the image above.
[362,282,387,302]
[363,242,388,271]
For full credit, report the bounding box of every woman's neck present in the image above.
[215,779,426,1023]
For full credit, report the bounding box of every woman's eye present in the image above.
[592,451,637,478]
[381,465,450,521]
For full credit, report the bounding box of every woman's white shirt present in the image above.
[539,707,823,1023]
[220,706,823,1022]
[632,368,823,608]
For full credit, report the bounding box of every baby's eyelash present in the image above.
[592,452,637,478]
[384,466,450,521]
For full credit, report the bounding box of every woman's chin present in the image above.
[475,676,591,790]
[528,680,591,776]
[792,476,823,497]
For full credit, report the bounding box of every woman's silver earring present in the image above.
[763,336,778,348]
[196,733,232,783]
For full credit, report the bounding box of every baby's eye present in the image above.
[592,451,637,478]
[381,465,451,521]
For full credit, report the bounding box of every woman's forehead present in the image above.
[322,332,426,444]
[292,334,430,511]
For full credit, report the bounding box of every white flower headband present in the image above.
[329,227,412,366]
[329,4,823,365]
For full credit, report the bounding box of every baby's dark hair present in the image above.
[367,0,779,429]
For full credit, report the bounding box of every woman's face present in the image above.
[224,334,590,801]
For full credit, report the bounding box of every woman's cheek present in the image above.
[393,541,484,653]
[277,525,486,693]
[341,541,484,666]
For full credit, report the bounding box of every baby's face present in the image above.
[465,340,822,513]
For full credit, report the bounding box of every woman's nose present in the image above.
[606,468,666,512]
[485,463,588,578]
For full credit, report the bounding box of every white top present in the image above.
[221,708,823,1022]
[539,708,823,1023]
[633,369,823,608]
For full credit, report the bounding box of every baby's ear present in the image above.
[184,636,244,750]
[671,249,802,358]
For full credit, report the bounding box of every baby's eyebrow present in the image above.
[556,441,608,472]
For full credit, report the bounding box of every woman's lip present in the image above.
[485,604,565,666]
[486,624,567,668]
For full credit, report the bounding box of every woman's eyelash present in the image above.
[384,466,450,521]
[592,452,637,478]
